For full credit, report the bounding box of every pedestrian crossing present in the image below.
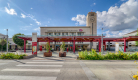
[0,59,64,80]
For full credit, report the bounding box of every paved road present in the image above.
[0,51,90,80]
[0,51,138,80]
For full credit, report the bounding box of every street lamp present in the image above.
[101,28,103,55]
[7,29,8,53]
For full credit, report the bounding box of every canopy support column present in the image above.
[90,41,92,51]
[73,39,75,53]
[103,42,106,51]
[124,38,126,52]
[48,39,50,52]
[24,39,26,53]
[99,39,101,52]
[54,41,56,51]
[37,42,39,51]
[108,41,110,51]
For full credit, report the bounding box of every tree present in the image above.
[135,28,138,46]
[60,41,65,53]
[46,42,50,52]
[0,39,6,52]
[12,33,27,49]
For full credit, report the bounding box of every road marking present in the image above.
[16,65,63,67]
[0,75,57,80]
[0,63,7,65]
[26,62,64,63]
[79,61,99,80]
[2,69,60,72]
[32,60,63,61]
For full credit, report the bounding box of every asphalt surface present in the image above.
[0,50,138,80]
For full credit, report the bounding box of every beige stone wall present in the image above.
[40,27,91,35]
[86,12,97,35]
[40,12,97,49]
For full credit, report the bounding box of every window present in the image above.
[110,43,112,44]
[78,33,81,36]
[55,33,60,35]
[28,43,31,44]
[77,33,84,36]
[81,33,84,35]
[48,33,51,35]
[62,33,64,35]
[122,43,124,44]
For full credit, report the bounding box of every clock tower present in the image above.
[86,12,97,49]
[86,12,97,35]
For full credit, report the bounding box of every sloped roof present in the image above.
[124,30,138,35]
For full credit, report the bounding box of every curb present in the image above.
[23,54,37,59]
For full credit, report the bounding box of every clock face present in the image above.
[90,18,95,22]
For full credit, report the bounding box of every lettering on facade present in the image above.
[46,30,79,32]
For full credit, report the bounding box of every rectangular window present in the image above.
[55,33,60,35]
[62,33,64,35]
[81,33,84,35]
[48,33,51,35]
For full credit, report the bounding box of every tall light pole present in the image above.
[101,28,103,55]
[7,29,8,53]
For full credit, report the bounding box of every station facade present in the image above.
[40,12,97,50]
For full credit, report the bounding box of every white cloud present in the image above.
[71,14,86,25]
[45,25,47,26]
[34,27,40,31]
[34,27,40,35]
[21,13,26,18]
[36,21,41,25]
[31,8,33,9]
[48,21,50,23]
[5,7,17,15]
[97,0,138,31]
[30,24,32,25]
[94,3,96,5]
[20,13,41,25]
[7,3,10,8]
[104,29,134,37]
[72,0,138,37]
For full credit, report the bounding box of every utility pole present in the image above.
[101,28,103,55]
[7,29,8,53]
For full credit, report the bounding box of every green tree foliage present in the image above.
[60,41,65,52]
[135,28,138,46]
[0,39,7,51]
[12,33,27,47]
[46,42,50,52]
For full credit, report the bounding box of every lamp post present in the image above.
[7,29,8,53]
[101,28,103,55]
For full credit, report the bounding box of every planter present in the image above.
[59,52,66,57]
[44,52,52,57]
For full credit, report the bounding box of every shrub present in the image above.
[78,49,138,60]
[0,53,27,59]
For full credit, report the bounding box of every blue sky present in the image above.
[0,0,138,38]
